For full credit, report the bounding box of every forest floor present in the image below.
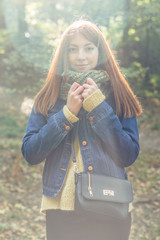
[0,87,160,240]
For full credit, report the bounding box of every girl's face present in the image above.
[68,33,99,73]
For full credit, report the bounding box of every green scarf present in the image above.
[59,70,111,101]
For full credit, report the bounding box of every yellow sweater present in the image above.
[40,90,105,213]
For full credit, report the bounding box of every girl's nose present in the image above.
[77,49,86,60]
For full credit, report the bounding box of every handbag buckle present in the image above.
[103,190,115,196]
[73,163,78,173]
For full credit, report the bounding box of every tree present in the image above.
[118,0,160,97]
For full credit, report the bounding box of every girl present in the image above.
[21,20,142,240]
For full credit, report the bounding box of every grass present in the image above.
[151,123,160,130]
[0,223,19,232]
[128,152,160,193]
[127,151,160,240]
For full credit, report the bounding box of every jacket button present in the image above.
[65,125,70,131]
[89,116,94,121]
[82,141,87,146]
[88,166,93,171]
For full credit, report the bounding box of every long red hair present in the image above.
[34,20,142,117]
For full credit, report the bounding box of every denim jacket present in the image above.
[21,97,140,199]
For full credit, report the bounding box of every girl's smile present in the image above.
[68,33,99,72]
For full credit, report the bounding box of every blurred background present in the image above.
[0,0,159,239]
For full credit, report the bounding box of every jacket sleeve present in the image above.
[21,106,76,165]
[87,100,140,168]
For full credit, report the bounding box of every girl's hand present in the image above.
[67,82,84,116]
[82,78,98,99]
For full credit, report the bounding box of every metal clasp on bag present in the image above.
[88,172,93,197]
[73,162,78,173]
[103,189,114,196]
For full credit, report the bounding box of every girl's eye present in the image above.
[86,47,94,51]
[68,48,76,52]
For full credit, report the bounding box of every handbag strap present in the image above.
[71,123,79,173]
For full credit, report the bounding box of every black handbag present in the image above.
[74,171,133,219]
[72,135,133,219]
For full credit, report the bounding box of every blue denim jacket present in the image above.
[21,97,140,198]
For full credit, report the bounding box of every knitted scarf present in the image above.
[59,70,111,101]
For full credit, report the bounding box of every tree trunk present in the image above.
[0,2,6,29]
[16,0,28,35]
[120,0,131,67]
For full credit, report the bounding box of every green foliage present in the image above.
[122,61,148,94]
[0,0,160,98]
[122,61,160,98]
[0,114,26,138]
[118,0,160,98]
[0,29,45,90]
